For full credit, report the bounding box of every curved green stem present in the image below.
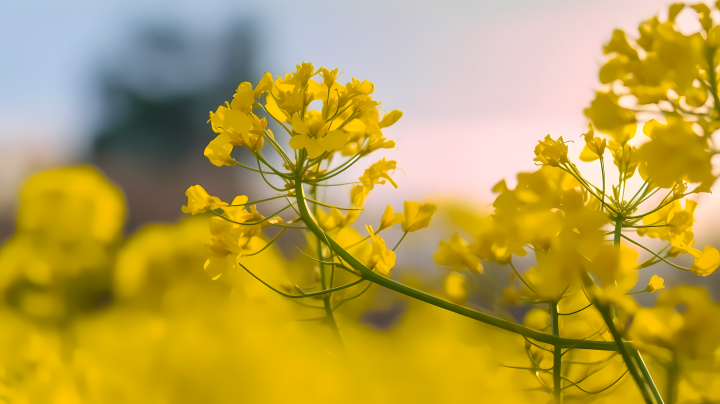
[333,281,372,311]
[245,228,287,256]
[226,195,290,207]
[582,217,664,404]
[304,197,364,211]
[620,235,690,272]
[211,203,294,226]
[392,231,409,251]
[240,262,364,298]
[558,303,593,316]
[509,262,538,295]
[293,177,620,351]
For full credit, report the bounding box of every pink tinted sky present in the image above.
[0,0,717,238]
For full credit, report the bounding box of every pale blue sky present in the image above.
[0,0,693,203]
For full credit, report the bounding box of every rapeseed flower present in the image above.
[401,201,437,232]
[182,185,228,215]
[365,225,396,276]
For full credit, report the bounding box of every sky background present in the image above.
[1,0,718,295]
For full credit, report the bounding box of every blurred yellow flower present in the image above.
[401,201,437,232]
[637,119,716,189]
[434,233,482,273]
[350,184,370,207]
[316,208,359,231]
[584,90,636,145]
[16,165,125,243]
[578,123,607,162]
[443,272,467,304]
[379,110,403,129]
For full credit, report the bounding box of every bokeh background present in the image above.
[1,0,719,299]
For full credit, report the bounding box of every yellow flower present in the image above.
[285,62,316,87]
[350,184,370,207]
[181,185,227,215]
[254,72,274,96]
[359,158,398,190]
[316,208,359,231]
[288,112,348,159]
[578,123,607,162]
[209,104,252,140]
[533,135,569,167]
[584,90,636,145]
[434,233,482,273]
[377,205,404,232]
[203,197,281,281]
[637,118,716,189]
[587,243,639,289]
[16,165,126,243]
[365,225,396,276]
[401,201,437,232]
[319,66,338,88]
[645,274,665,292]
[608,141,639,181]
[690,246,720,277]
[204,134,236,167]
[379,110,403,128]
[667,199,697,233]
[629,286,720,359]
[204,252,238,281]
[443,272,467,304]
[231,82,255,114]
[208,196,254,235]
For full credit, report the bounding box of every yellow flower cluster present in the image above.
[4,167,538,403]
[204,62,399,169]
[585,2,719,190]
[431,6,720,400]
[0,166,125,321]
[186,62,436,283]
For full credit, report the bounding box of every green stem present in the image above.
[392,231,409,251]
[551,302,563,404]
[621,235,690,272]
[226,194,290,207]
[304,197,364,211]
[244,228,287,256]
[600,157,606,213]
[240,263,363,298]
[595,297,656,403]
[312,184,345,354]
[509,262,538,295]
[588,217,663,404]
[614,215,623,246]
[630,349,664,404]
[293,178,619,351]
[344,235,370,250]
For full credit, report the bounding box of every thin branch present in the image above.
[620,234,690,272]
[240,262,365,299]
[558,303,593,316]
[332,281,373,311]
[245,228,287,256]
